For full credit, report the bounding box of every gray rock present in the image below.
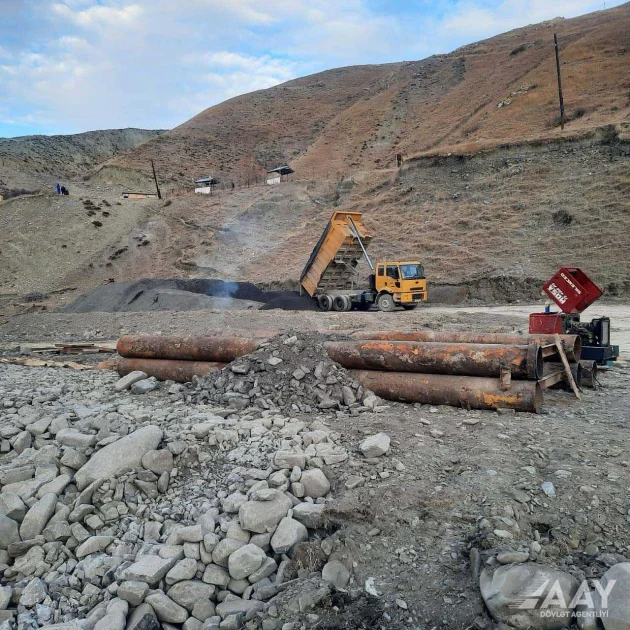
[94,598,128,630]
[125,603,159,630]
[292,503,326,529]
[76,536,114,558]
[20,493,57,540]
[274,451,306,469]
[299,469,330,499]
[36,474,71,498]
[202,564,230,588]
[0,586,12,610]
[167,580,215,612]
[480,563,579,630]
[0,493,26,521]
[211,538,246,567]
[145,591,188,624]
[166,558,198,585]
[192,599,215,622]
[248,557,277,584]
[239,491,292,534]
[270,517,308,554]
[55,429,97,448]
[215,600,263,620]
[360,433,390,458]
[0,514,20,550]
[19,578,47,607]
[141,450,173,474]
[131,378,158,394]
[228,544,266,580]
[75,425,163,490]
[119,555,176,585]
[593,561,630,630]
[117,580,149,606]
[497,551,530,564]
[322,560,350,589]
[114,371,148,392]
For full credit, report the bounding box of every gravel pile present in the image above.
[181,332,379,415]
[0,362,391,630]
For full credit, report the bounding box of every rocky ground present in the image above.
[0,325,629,630]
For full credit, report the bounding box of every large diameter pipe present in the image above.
[351,331,581,362]
[118,358,226,382]
[117,335,265,362]
[350,370,543,413]
[326,340,543,380]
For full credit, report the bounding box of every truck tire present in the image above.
[333,295,351,312]
[317,295,333,311]
[377,293,395,312]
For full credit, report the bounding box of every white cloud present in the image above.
[0,0,625,135]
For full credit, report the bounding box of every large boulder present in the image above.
[480,563,579,630]
[270,517,308,554]
[228,544,266,580]
[20,493,57,541]
[0,514,20,550]
[166,580,215,612]
[75,425,163,490]
[238,491,292,534]
[594,562,630,630]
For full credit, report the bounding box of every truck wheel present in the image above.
[377,293,395,312]
[333,295,351,312]
[317,295,333,311]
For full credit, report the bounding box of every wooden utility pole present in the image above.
[554,33,566,130]
[150,159,162,200]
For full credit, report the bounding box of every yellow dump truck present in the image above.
[300,211,427,312]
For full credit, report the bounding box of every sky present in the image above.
[0,0,624,137]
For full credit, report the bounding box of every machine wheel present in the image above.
[317,295,333,311]
[333,295,351,312]
[402,304,418,311]
[377,293,396,312]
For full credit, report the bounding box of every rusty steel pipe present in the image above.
[350,370,543,413]
[116,335,265,362]
[118,358,226,382]
[351,331,581,362]
[579,360,598,389]
[326,340,543,380]
[543,362,582,390]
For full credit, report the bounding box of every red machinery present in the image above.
[529,268,618,364]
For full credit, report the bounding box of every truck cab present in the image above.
[373,261,427,311]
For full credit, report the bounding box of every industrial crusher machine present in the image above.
[529,267,619,365]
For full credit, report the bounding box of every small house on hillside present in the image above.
[194,176,219,194]
[266,165,294,185]
[122,192,159,199]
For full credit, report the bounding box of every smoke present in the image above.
[210,280,239,299]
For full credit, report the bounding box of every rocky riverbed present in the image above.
[0,332,629,630]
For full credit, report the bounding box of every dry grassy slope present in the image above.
[106,3,630,188]
[0,128,163,192]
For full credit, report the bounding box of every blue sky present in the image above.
[0,0,623,137]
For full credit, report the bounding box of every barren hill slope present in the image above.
[0,128,163,192]
[105,3,630,188]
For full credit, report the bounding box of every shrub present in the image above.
[573,106,587,118]
[552,209,573,225]
[510,43,528,56]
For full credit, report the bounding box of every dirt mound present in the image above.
[183,331,377,414]
[62,278,317,313]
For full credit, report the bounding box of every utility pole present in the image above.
[150,159,162,199]
[554,33,566,130]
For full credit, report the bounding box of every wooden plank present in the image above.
[554,333,581,398]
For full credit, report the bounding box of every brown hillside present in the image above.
[104,3,630,187]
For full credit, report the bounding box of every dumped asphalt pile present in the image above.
[180,332,379,414]
[62,279,317,314]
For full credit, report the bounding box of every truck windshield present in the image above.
[400,264,424,280]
